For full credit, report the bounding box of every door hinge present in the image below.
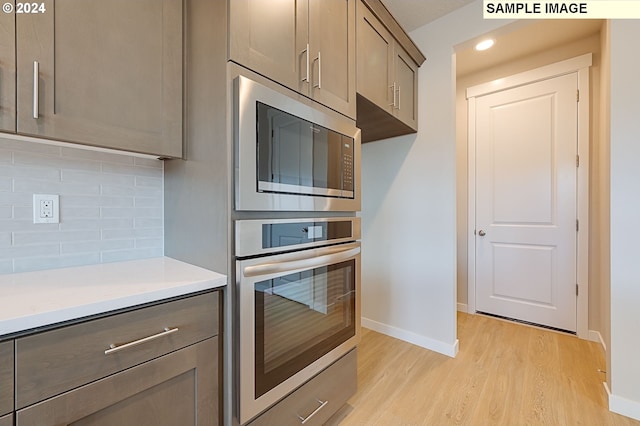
[577,89,580,102]
[576,155,580,167]
[576,283,579,296]
[576,219,579,232]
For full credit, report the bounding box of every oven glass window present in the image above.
[256,102,353,196]
[254,259,355,397]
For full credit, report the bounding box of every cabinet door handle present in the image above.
[104,327,179,355]
[33,61,39,119]
[297,399,328,424]
[389,82,396,108]
[313,51,321,89]
[397,86,401,111]
[301,43,310,83]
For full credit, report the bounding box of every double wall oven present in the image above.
[233,76,361,424]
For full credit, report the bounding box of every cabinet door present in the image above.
[356,1,393,114]
[229,0,308,95]
[16,0,183,158]
[0,414,13,426]
[394,46,418,130]
[308,0,356,118]
[0,340,13,417]
[0,1,15,133]
[17,337,219,426]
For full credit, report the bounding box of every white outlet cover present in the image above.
[33,194,60,224]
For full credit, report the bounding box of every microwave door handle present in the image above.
[243,245,360,278]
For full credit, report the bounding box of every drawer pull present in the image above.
[297,398,328,424]
[104,327,179,355]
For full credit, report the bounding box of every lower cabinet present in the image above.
[12,290,222,425]
[248,350,357,426]
[0,414,13,426]
[16,337,218,426]
[0,340,13,418]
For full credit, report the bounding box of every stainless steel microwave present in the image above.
[234,76,361,212]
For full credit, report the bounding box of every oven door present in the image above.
[237,242,361,424]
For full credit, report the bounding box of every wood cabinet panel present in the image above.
[15,0,183,157]
[0,1,16,133]
[356,4,393,113]
[308,0,356,118]
[394,46,418,131]
[356,0,420,142]
[249,350,357,426]
[16,337,218,426]
[229,0,306,94]
[0,340,13,417]
[16,292,219,409]
[230,0,356,119]
[0,413,13,426]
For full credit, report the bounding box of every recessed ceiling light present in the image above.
[475,39,495,51]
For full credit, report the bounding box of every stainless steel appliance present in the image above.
[235,217,361,424]
[234,76,361,212]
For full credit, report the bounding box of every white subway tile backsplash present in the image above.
[61,239,134,254]
[61,147,135,165]
[0,138,164,274]
[13,253,102,273]
[13,230,102,246]
[60,207,102,219]
[0,207,11,219]
[0,177,11,192]
[0,260,13,274]
[14,151,102,172]
[101,247,163,263]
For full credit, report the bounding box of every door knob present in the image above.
[478,230,486,236]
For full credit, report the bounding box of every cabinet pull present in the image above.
[301,43,310,83]
[297,399,328,424]
[33,61,39,119]
[104,327,179,355]
[389,82,396,108]
[313,51,321,89]
[397,86,401,110]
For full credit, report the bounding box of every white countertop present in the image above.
[0,257,226,337]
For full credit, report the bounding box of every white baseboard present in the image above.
[589,330,607,351]
[361,317,459,358]
[457,303,468,313]
[605,382,640,421]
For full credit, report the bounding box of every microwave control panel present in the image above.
[343,140,354,193]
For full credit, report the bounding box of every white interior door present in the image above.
[474,73,578,332]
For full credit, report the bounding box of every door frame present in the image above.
[466,53,592,339]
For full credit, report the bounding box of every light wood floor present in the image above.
[327,312,639,425]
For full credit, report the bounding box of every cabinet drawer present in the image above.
[16,291,219,409]
[249,349,357,426]
[0,340,13,416]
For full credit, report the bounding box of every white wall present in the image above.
[608,20,640,421]
[0,137,164,274]
[360,0,512,356]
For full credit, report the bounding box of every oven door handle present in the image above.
[243,244,360,278]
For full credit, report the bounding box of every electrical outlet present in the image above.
[33,194,60,224]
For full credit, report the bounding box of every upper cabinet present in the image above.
[356,0,424,142]
[229,0,356,119]
[6,0,184,158]
[0,2,16,133]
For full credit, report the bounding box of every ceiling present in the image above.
[456,19,603,76]
[381,0,476,32]
[379,1,603,77]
